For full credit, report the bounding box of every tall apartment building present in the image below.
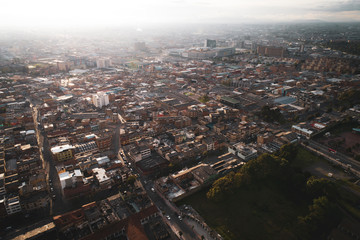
[134,42,147,51]
[205,39,217,48]
[96,58,111,68]
[92,92,109,108]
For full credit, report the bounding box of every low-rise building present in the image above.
[291,125,313,139]
[228,142,257,162]
[5,195,22,215]
[51,144,75,162]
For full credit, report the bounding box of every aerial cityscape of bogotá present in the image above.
[1,0,360,239]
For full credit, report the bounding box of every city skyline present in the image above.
[1,3,360,238]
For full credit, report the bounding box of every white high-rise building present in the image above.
[92,92,109,108]
[96,58,111,68]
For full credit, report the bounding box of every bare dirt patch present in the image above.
[319,131,360,157]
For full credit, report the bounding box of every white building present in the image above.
[59,171,73,189]
[92,92,109,108]
[0,173,5,196]
[92,168,112,189]
[228,142,257,162]
[96,58,111,68]
[95,156,110,166]
[292,125,313,139]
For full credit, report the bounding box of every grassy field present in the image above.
[291,146,324,168]
[178,182,309,240]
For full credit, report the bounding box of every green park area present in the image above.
[178,145,352,240]
[179,183,308,240]
[292,146,324,168]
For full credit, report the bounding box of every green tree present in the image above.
[278,144,298,163]
[291,173,307,189]
[337,89,360,109]
[240,153,285,181]
[206,185,223,201]
[126,175,137,185]
[258,105,285,123]
[306,177,337,199]
[298,196,340,238]
[199,94,210,103]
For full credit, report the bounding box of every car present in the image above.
[52,194,56,200]
[178,215,182,221]
[50,187,54,192]
[151,187,155,192]
[166,215,171,220]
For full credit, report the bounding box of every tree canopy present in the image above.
[258,105,285,123]
[199,94,210,103]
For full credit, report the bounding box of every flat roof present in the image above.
[274,96,297,105]
[221,96,240,104]
[292,125,313,135]
[51,144,74,154]
[59,171,71,181]
[92,168,110,182]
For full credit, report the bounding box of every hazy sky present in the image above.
[1,0,359,28]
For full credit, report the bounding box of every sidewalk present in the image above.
[183,217,217,240]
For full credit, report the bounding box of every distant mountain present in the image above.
[291,19,327,24]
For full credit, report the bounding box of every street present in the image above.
[31,104,75,215]
[139,177,199,240]
[306,140,360,177]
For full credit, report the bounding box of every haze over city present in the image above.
[0,1,360,240]
[1,0,360,30]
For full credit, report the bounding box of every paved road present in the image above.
[305,140,360,177]
[31,105,74,215]
[135,174,199,240]
[183,217,217,240]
